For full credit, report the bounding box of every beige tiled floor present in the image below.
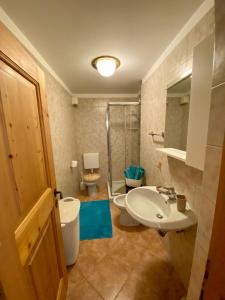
[76,185,109,202]
[67,186,186,300]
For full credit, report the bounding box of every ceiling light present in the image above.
[92,56,120,77]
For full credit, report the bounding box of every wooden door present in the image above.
[201,135,225,300]
[0,23,67,299]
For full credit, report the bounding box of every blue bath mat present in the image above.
[80,200,113,240]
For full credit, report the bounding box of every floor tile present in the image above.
[67,267,103,300]
[116,254,186,300]
[83,254,130,300]
[76,237,115,275]
[68,187,186,300]
[78,185,109,202]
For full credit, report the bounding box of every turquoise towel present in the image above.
[134,166,144,180]
[124,165,145,180]
[125,165,136,179]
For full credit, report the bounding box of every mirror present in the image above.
[165,74,192,152]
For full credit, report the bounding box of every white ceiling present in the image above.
[0,0,205,94]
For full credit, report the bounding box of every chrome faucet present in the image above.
[156,186,177,201]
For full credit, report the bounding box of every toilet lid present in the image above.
[113,194,127,209]
[59,198,80,223]
[83,173,101,182]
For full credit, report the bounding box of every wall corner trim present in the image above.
[73,93,139,99]
[0,6,72,95]
[142,0,214,83]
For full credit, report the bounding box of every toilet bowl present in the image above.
[113,194,139,226]
[83,153,101,197]
[83,172,101,197]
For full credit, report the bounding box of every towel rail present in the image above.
[148,131,164,138]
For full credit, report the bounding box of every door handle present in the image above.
[54,189,63,208]
[54,189,63,199]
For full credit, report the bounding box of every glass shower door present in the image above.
[125,105,140,169]
[110,105,126,194]
[107,103,140,197]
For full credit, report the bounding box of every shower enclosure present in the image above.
[106,101,140,199]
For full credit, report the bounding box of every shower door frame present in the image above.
[106,101,140,199]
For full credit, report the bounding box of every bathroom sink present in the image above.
[125,186,197,231]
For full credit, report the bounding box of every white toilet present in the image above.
[113,194,140,226]
[83,152,101,197]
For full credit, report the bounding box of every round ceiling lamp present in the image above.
[91,56,121,77]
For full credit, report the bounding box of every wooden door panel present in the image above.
[0,23,67,300]
[15,188,54,266]
[0,83,36,300]
[28,219,60,300]
[0,282,6,300]
[0,61,48,214]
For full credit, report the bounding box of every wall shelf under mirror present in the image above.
[157,148,186,162]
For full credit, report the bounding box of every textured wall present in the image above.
[74,98,138,187]
[140,9,214,289]
[74,99,108,187]
[45,72,79,197]
[45,84,138,194]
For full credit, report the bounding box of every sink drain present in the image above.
[156,213,163,219]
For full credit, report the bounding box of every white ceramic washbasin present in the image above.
[125,186,197,231]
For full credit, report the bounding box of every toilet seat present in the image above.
[82,153,100,197]
[83,173,100,183]
[83,173,101,197]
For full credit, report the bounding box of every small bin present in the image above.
[125,177,142,188]
[59,197,80,266]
